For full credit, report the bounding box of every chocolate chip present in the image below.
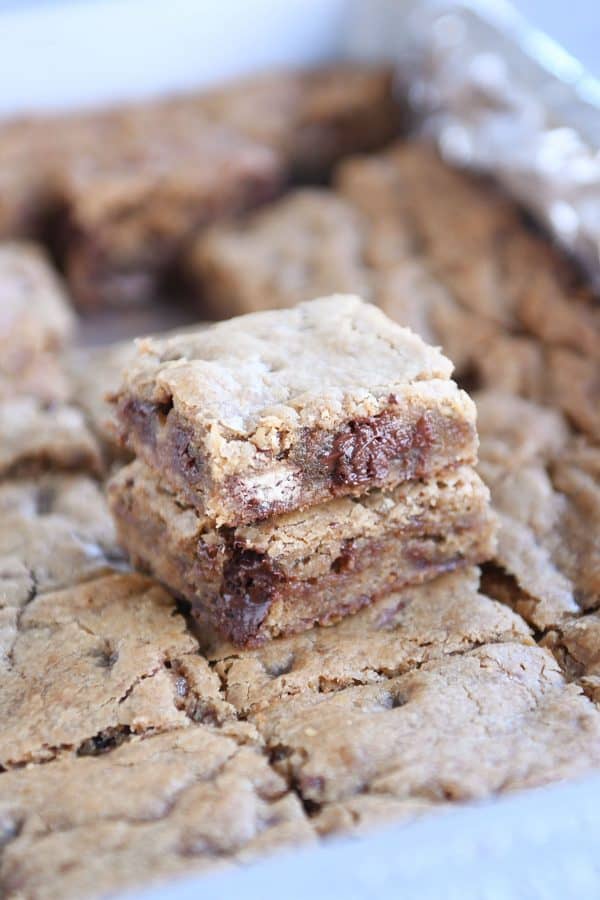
[77,726,130,757]
[269,744,292,764]
[219,548,285,644]
[89,642,119,669]
[327,410,436,487]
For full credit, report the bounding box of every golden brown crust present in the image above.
[0,473,124,661]
[0,730,313,900]
[251,643,600,807]
[0,573,236,768]
[474,392,599,629]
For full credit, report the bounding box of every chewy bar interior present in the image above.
[113,295,478,527]
[109,460,495,646]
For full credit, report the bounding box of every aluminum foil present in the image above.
[347,0,600,284]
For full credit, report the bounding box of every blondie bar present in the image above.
[59,123,282,308]
[251,643,600,808]
[186,189,370,318]
[112,296,477,526]
[476,392,599,629]
[0,397,103,478]
[0,728,312,900]
[0,573,232,767]
[201,65,401,180]
[109,461,495,645]
[0,242,74,392]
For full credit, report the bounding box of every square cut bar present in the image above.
[58,123,282,309]
[108,460,496,646]
[186,189,371,319]
[112,296,478,527]
[0,242,74,384]
[201,65,401,181]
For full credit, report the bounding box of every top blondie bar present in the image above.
[113,296,477,526]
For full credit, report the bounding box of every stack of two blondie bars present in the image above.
[108,296,496,646]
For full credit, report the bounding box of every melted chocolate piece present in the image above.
[330,539,356,574]
[169,420,205,485]
[77,726,131,757]
[123,400,205,485]
[219,548,285,644]
[121,399,162,449]
[327,410,436,487]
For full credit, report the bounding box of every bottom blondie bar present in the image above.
[109,461,495,645]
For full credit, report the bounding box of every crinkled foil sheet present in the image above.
[348,0,600,284]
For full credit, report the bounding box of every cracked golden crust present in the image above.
[252,643,600,808]
[475,392,600,629]
[0,473,124,662]
[543,613,600,705]
[0,573,235,768]
[0,732,313,900]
